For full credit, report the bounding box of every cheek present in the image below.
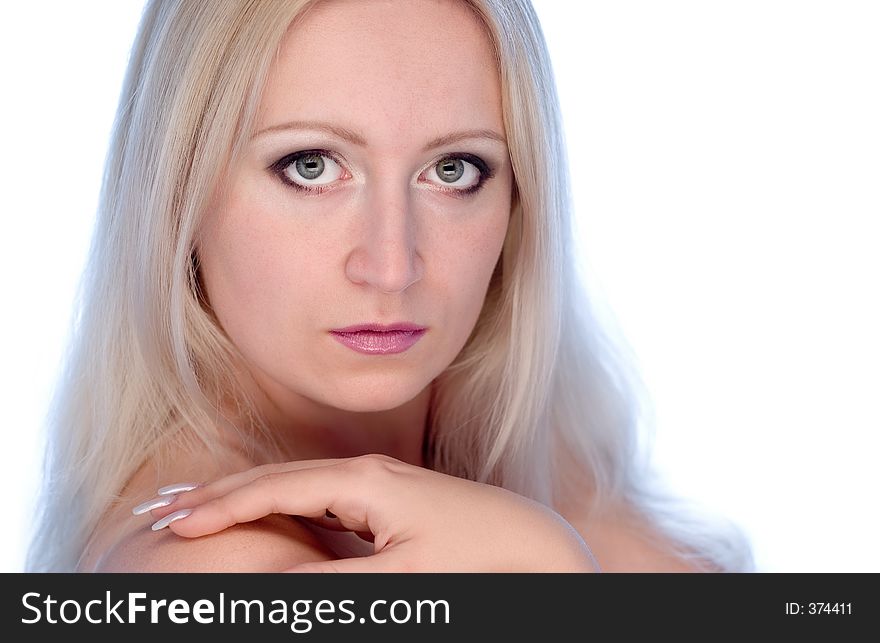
[435,198,509,322]
[198,197,326,352]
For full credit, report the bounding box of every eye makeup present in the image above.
[424,152,495,198]
[269,148,347,196]
[267,149,496,198]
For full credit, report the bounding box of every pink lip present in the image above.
[332,322,426,333]
[329,325,427,355]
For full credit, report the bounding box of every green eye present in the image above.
[436,158,465,183]
[425,155,489,194]
[295,154,325,180]
[273,150,344,193]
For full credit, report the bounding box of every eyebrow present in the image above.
[252,120,507,152]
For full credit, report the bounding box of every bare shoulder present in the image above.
[93,513,334,572]
[560,501,715,573]
[80,450,336,572]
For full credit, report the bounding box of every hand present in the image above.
[138,454,598,572]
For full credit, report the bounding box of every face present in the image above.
[198,0,513,416]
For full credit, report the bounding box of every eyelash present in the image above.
[268,149,495,197]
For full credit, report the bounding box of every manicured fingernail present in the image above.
[151,508,193,531]
[157,482,199,495]
[132,495,177,516]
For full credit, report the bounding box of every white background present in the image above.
[2,1,877,572]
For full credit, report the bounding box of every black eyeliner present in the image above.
[269,148,338,193]
[440,152,494,196]
[269,149,495,196]
[451,152,495,180]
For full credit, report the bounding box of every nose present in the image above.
[344,182,424,294]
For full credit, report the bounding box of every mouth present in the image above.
[329,322,427,355]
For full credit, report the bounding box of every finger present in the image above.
[164,461,387,542]
[300,511,349,531]
[144,458,353,519]
[300,515,377,543]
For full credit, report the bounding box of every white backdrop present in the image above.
[2,1,877,572]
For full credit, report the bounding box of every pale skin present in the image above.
[82,0,706,572]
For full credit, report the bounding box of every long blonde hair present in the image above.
[28,0,753,572]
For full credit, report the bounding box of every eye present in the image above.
[423,154,491,195]
[272,150,346,193]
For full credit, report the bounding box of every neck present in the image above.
[219,365,434,468]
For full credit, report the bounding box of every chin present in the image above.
[326,373,429,413]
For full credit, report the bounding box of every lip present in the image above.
[329,323,427,355]
[332,322,427,333]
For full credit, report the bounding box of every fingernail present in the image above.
[151,508,193,531]
[132,495,177,516]
[157,482,199,495]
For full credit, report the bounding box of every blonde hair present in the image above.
[28,0,753,572]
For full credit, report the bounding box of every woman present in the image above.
[27,0,753,572]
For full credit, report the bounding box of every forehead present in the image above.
[257,0,504,148]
